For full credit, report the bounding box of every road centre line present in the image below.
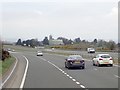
[39,57,86,88]
[72,79,76,82]
[76,82,80,84]
[20,56,29,88]
[0,56,18,89]
[80,85,86,88]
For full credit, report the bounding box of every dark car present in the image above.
[65,55,85,69]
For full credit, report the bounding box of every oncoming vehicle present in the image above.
[65,55,85,69]
[87,48,95,53]
[37,51,43,56]
[92,54,113,67]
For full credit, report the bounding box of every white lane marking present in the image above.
[58,69,62,71]
[76,82,80,84]
[114,75,120,78]
[0,56,18,89]
[94,68,97,70]
[39,57,85,88]
[72,79,76,82]
[66,74,69,77]
[20,56,29,88]
[69,76,73,79]
[80,85,86,88]
[62,71,65,73]
[64,73,67,75]
[42,58,46,61]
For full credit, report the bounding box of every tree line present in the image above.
[16,36,118,50]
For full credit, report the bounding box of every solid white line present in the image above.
[80,85,86,88]
[20,56,29,88]
[0,56,18,89]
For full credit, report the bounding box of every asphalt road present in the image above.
[16,52,119,88]
[44,49,118,60]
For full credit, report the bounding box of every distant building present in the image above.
[49,39,64,45]
[49,35,54,40]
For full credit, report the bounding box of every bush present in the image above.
[2,49,11,61]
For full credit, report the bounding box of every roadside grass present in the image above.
[43,51,119,64]
[0,56,15,75]
[0,61,2,75]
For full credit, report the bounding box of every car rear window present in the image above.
[68,56,83,60]
[101,55,110,58]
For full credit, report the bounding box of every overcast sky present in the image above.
[0,0,118,42]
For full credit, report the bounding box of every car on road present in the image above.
[37,51,43,56]
[65,55,85,69]
[92,54,113,67]
[87,48,95,53]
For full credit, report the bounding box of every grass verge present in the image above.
[0,56,15,75]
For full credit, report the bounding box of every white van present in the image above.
[87,48,95,53]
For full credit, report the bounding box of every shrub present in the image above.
[2,49,10,61]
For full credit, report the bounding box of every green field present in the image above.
[0,56,15,75]
[0,61,2,75]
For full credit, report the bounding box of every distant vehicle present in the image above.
[65,55,85,69]
[11,49,15,52]
[7,48,11,51]
[37,51,43,56]
[92,54,113,67]
[52,48,55,50]
[7,48,15,52]
[87,48,95,53]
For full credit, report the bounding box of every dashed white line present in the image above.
[58,69,62,71]
[76,82,80,84]
[69,76,73,79]
[39,57,86,88]
[72,79,76,82]
[64,73,67,75]
[80,85,86,88]
[66,74,70,77]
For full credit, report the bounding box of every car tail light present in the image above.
[110,58,113,60]
[80,60,84,63]
[99,58,103,60]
